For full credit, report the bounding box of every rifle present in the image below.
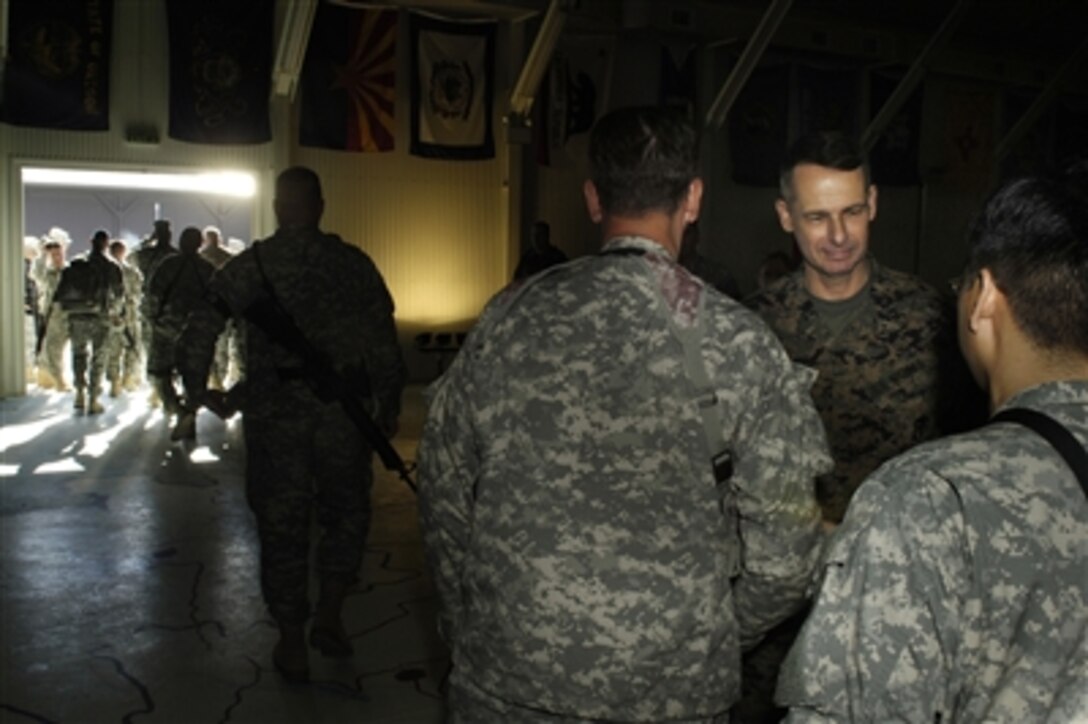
[35,303,53,358]
[241,295,417,493]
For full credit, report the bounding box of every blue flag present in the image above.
[1,0,113,130]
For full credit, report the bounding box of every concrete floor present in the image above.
[0,382,448,723]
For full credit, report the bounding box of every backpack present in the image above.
[55,259,107,314]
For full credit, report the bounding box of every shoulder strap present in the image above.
[990,407,1088,500]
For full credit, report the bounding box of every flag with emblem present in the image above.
[410,12,496,160]
[300,5,396,152]
[1,0,113,130]
[165,0,272,144]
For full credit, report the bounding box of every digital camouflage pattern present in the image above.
[106,259,143,387]
[177,227,406,625]
[777,380,1088,723]
[30,255,67,385]
[59,251,123,395]
[747,258,952,524]
[418,236,831,722]
[144,251,215,376]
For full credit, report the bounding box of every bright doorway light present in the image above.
[22,168,257,198]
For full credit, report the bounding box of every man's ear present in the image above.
[774,198,794,233]
[969,267,1002,332]
[867,183,879,222]
[583,180,603,223]
[684,178,704,223]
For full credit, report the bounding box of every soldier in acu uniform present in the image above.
[144,227,216,433]
[107,240,144,394]
[30,229,71,391]
[54,230,123,413]
[417,106,831,723]
[778,164,1088,723]
[176,167,406,682]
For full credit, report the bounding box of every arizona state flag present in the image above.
[165,0,272,144]
[300,5,397,152]
[410,12,495,160]
[1,0,113,130]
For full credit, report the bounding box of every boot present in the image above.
[88,395,104,414]
[171,410,197,441]
[55,376,71,392]
[309,580,353,658]
[74,389,86,410]
[109,379,122,398]
[272,623,309,683]
[148,387,161,409]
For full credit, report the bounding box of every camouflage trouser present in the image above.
[37,306,68,383]
[243,396,373,625]
[447,678,732,723]
[67,313,110,395]
[210,319,242,387]
[107,316,142,385]
[734,608,809,724]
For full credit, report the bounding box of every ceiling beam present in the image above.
[271,0,319,101]
[508,0,566,118]
[704,0,792,129]
[995,34,1088,161]
[860,0,972,153]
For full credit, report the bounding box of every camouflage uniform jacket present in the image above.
[200,244,233,270]
[176,226,405,426]
[118,261,143,322]
[145,252,216,335]
[29,255,63,316]
[418,235,831,721]
[746,259,951,522]
[777,380,1088,723]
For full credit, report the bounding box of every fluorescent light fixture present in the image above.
[22,168,257,198]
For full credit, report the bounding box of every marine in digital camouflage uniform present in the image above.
[778,167,1088,723]
[418,107,831,723]
[176,167,406,682]
[741,133,968,723]
[748,258,952,522]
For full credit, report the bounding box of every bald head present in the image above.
[274,166,324,230]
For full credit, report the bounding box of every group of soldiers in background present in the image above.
[24,219,244,421]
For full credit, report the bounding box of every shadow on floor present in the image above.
[0,383,447,723]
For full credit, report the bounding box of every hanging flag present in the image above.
[300,6,396,152]
[797,64,859,137]
[869,69,922,186]
[943,84,997,187]
[729,63,789,187]
[660,43,697,120]
[165,0,272,145]
[410,12,496,160]
[542,35,613,163]
[0,0,113,130]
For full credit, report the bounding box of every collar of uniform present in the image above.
[602,235,672,259]
[998,379,1088,416]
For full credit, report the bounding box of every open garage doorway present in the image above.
[20,166,258,395]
